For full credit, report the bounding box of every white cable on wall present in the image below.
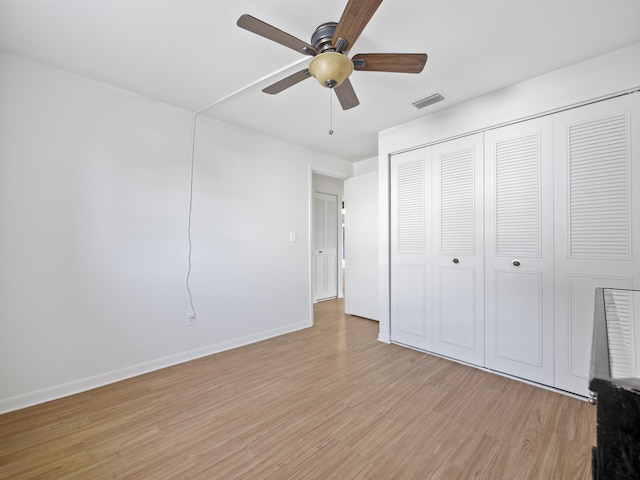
[185,112,197,320]
[184,57,309,323]
[195,57,308,114]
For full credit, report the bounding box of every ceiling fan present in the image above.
[237,0,427,110]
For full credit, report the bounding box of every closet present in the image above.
[390,92,640,396]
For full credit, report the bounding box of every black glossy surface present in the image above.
[589,288,640,480]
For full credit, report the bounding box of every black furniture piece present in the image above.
[589,288,640,479]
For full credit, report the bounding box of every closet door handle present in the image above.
[452,258,459,264]
[512,260,521,267]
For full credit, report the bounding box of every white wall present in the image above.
[0,52,351,412]
[377,42,640,343]
[353,157,378,176]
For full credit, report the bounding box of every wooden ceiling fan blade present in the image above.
[262,69,312,95]
[331,0,383,53]
[238,14,317,56]
[334,78,360,110]
[352,53,427,73]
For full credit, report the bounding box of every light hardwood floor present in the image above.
[1,299,596,479]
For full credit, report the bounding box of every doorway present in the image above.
[311,173,345,303]
[313,191,339,302]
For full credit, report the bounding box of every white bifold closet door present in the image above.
[553,92,640,396]
[484,117,555,384]
[390,134,484,365]
[390,147,432,351]
[431,133,484,366]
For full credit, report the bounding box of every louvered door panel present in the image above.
[568,114,630,259]
[485,117,554,385]
[440,149,475,255]
[603,288,636,379]
[555,92,640,396]
[431,133,484,366]
[397,159,425,255]
[390,148,432,350]
[495,134,541,257]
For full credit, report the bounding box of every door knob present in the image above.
[452,258,459,264]
[512,260,521,267]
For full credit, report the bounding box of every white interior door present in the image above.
[484,117,555,385]
[431,133,485,366]
[344,172,379,320]
[390,147,432,351]
[314,192,338,302]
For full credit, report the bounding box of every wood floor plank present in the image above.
[0,299,596,479]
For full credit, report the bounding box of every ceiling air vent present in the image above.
[412,92,445,109]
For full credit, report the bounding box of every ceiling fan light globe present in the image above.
[308,52,353,89]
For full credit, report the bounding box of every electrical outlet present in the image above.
[186,312,195,326]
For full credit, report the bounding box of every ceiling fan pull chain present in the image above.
[329,89,334,135]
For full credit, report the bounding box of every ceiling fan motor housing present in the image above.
[311,22,338,53]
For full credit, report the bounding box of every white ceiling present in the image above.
[1,0,639,162]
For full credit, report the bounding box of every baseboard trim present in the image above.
[377,333,391,344]
[0,320,312,414]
